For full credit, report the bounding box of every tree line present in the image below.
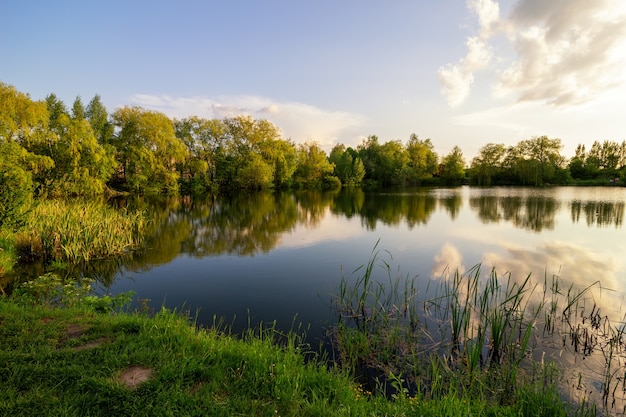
[1,82,625,224]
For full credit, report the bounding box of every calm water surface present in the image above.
[100,187,626,337]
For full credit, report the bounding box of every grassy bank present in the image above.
[0,275,592,417]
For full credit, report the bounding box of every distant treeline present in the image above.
[1,82,625,206]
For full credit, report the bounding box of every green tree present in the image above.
[510,136,565,185]
[405,134,438,184]
[85,94,114,144]
[239,152,274,189]
[71,96,85,120]
[0,155,33,228]
[357,136,409,186]
[440,146,466,184]
[174,117,227,192]
[378,140,409,186]
[568,144,587,179]
[293,142,336,188]
[357,135,382,185]
[329,144,365,186]
[46,114,117,196]
[219,116,289,189]
[112,106,188,194]
[260,137,298,189]
[0,84,54,193]
[0,82,49,147]
[469,143,506,185]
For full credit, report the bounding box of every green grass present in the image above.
[14,199,145,264]
[0,229,16,279]
[0,274,592,417]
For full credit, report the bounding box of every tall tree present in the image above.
[0,82,49,146]
[112,106,188,194]
[293,142,335,188]
[378,140,409,186]
[470,143,505,185]
[357,136,409,186]
[71,96,85,120]
[220,115,289,189]
[514,136,565,185]
[329,144,365,186]
[174,116,226,190]
[440,146,466,184]
[85,94,114,144]
[45,113,117,196]
[406,134,438,184]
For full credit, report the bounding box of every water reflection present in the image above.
[469,194,560,232]
[186,192,300,256]
[571,200,625,228]
[438,193,463,220]
[359,192,438,230]
[106,188,625,273]
[430,240,626,413]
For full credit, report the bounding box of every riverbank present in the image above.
[0,294,591,417]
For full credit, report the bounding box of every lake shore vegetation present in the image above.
[330,245,625,414]
[2,82,625,202]
[0,273,597,417]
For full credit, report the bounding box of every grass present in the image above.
[13,199,145,264]
[0,228,16,279]
[0,274,593,417]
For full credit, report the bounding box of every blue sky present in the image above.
[3,0,626,158]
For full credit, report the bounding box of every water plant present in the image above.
[14,199,145,264]
[330,246,625,415]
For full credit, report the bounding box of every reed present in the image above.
[0,229,16,278]
[15,199,145,264]
[331,247,623,414]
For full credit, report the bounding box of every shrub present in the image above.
[0,162,33,228]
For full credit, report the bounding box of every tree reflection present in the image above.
[186,192,299,256]
[470,195,559,232]
[329,188,365,219]
[438,194,463,220]
[293,190,339,227]
[356,192,437,230]
[571,201,624,228]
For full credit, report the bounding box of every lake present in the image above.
[93,186,626,409]
[100,187,625,339]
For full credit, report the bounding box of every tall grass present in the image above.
[0,229,16,287]
[330,247,625,414]
[15,199,145,264]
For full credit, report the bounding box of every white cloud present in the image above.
[432,243,466,278]
[482,240,625,317]
[440,0,626,107]
[129,94,365,149]
[468,0,500,37]
[438,37,493,107]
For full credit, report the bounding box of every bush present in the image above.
[0,162,33,228]
[322,175,342,190]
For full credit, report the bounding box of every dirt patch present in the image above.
[71,337,109,351]
[65,323,87,339]
[190,380,205,395]
[117,366,153,390]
